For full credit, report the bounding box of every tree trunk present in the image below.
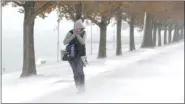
[183,28,184,39]
[158,25,162,46]
[20,1,36,77]
[168,24,172,44]
[180,28,184,40]
[129,16,135,51]
[177,30,180,41]
[116,13,122,55]
[75,2,82,21]
[180,28,183,40]
[173,24,179,42]
[176,25,181,41]
[141,12,153,48]
[164,25,167,45]
[98,22,107,58]
[183,29,184,40]
[153,23,157,46]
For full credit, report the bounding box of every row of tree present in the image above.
[2,1,184,77]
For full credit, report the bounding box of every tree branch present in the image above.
[121,14,130,24]
[61,1,75,13]
[105,4,121,21]
[34,1,55,17]
[26,1,56,24]
[12,1,25,7]
[59,2,75,21]
[87,15,100,26]
[66,9,75,21]
[106,18,111,25]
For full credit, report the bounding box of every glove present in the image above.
[81,56,88,67]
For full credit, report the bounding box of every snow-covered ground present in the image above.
[2,42,184,103]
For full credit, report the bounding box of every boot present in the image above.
[78,75,85,93]
[74,75,81,87]
[75,75,85,93]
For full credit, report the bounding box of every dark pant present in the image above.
[69,58,85,90]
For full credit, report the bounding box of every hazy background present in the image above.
[2,5,143,72]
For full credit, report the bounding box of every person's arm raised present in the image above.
[63,31,75,45]
[76,31,86,45]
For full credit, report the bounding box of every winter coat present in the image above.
[63,19,88,66]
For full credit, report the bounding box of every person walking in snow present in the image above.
[63,19,87,93]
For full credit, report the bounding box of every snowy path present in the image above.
[2,42,184,103]
[29,42,184,103]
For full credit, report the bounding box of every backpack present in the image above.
[62,30,86,61]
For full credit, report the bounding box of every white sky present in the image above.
[2,5,74,31]
[2,4,130,33]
